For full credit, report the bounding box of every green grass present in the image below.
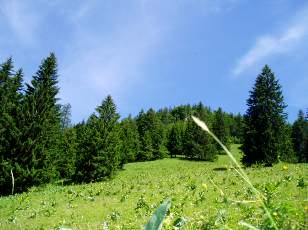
[0,145,307,229]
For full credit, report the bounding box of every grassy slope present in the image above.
[0,145,307,229]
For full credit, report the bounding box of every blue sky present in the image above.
[0,0,307,123]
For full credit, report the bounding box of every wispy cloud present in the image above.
[0,0,39,44]
[61,3,163,90]
[232,5,308,76]
[57,1,166,120]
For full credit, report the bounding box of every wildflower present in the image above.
[282,165,288,170]
[273,212,278,216]
[202,183,208,190]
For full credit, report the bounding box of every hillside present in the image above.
[0,145,307,229]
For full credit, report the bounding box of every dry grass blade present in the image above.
[191,116,278,230]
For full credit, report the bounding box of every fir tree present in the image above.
[0,58,24,195]
[183,118,217,161]
[136,109,168,160]
[171,105,192,121]
[137,131,154,161]
[291,110,308,162]
[47,127,77,181]
[74,95,121,183]
[167,122,185,158]
[24,54,61,188]
[241,65,292,166]
[213,107,230,152]
[145,109,168,159]
[119,116,141,163]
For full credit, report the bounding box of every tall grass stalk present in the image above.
[192,116,278,230]
[11,169,14,195]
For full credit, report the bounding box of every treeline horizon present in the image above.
[1,53,307,196]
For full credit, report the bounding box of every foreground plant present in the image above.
[192,116,278,230]
[144,198,171,230]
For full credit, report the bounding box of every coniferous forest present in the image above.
[0,54,307,196]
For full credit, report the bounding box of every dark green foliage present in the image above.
[0,58,24,195]
[228,113,244,143]
[278,123,297,163]
[73,95,121,183]
[167,122,185,158]
[170,105,192,121]
[138,131,154,161]
[183,118,217,161]
[0,54,248,196]
[4,54,293,196]
[136,109,168,160]
[0,54,62,195]
[291,110,308,162]
[157,108,174,125]
[54,127,77,179]
[241,65,292,166]
[213,107,230,152]
[22,53,61,185]
[119,116,141,163]
[192,102,213,123]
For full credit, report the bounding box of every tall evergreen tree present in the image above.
[213,107,230,152]
[136,109,168,160]
[183,118,217,161]
[171,104,192,121]
[74,95,121,183]
[291,110,308,163]
[229,113,244,143]
[167,122,185,158]
[54,127,77,180]
[119,116,141,163]
[138,131,154,161]
[146,109,168,159]
[157,107,174,125]
[0,58,24,195]
[21,53,61,188]
[241,65,292,166]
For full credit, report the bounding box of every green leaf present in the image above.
[144,198,171,230]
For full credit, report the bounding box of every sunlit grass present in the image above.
[0,144,306,229]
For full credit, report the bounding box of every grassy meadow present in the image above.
[0,145,307,229]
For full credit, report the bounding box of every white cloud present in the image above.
[60,4,162,93]
[57,1,166,120]
[232,5,308,76]
[0,0,39,44]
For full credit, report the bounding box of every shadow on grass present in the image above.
[174,156,216,162]
[212,167,228,171]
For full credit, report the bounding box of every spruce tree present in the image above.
[241,65,292,166]
[291,110,308,162]
[119,116,141,163]
[0,58,24,195]
[13,53,62,192]
[213,107,230,152]
[171,105,192,121]
[183,118,217,161]
[53,127,77,180]
[74,95,121,183]
[167,122,185,158]
[138,131,154,161]
[136,109,168,160]
[229,113,244,143]
[145,109,168,159]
